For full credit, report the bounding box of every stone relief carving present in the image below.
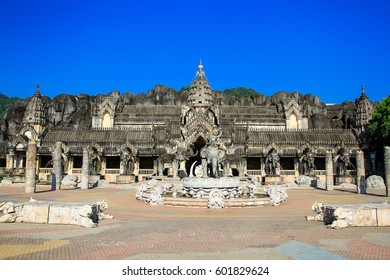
[246,176,260,198]
[207,189,225,209]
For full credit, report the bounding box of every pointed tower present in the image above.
[355,85,373,132]
[187,60,213,108]
[23,83,45,135]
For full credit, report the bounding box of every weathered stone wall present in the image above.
[2,85,360,143]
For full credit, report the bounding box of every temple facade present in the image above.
[0,62,377,188]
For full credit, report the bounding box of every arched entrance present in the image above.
[185,136,206,175]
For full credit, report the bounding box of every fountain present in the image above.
[135,139,288,209]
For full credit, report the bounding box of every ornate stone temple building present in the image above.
[0,61,377,188]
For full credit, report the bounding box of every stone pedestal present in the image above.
[89,175,101,184]
[81,148,89,189]
[325,150,334,191]
[385,146,390,197]
[25,141,37,194]
[116,175,136,184]
[264,176,283,184]
[334,175,355,185]
[356,149,366,194]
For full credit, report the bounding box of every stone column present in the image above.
[6,151,14,170]
[325,150,334,191]
[25,140,37,194]
[52,141,62,191]
[67,157,74,174]
[80,148,89,189]
[260,157,266,177]
[100,156,106,175]
[133,158,140,176]
[356,149,366,194]
[294,158,299,176]
[385,146,390,197]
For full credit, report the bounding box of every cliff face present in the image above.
[1,84,358,141]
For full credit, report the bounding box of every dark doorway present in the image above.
[40,155,52,168]
[73,156,82,168]
[186,136,206,176]
[106,156,120,169]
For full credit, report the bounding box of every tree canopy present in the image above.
[0,93,21,119]
[368,95,390,147]
[223,87,259,98]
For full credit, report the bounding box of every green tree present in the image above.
[0,93,21,119]
[223,87,259,98]
[368,96,390,147]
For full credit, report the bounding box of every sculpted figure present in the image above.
[156,153,178,176]
[266,149,280,176]
[89,150,100,175]
[300,151,316,175]
[221,154,246,177]
[121,150,132,175]
[337,152,355,175]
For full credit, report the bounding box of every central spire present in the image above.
[187,60,213,107]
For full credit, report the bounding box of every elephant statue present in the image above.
[221,154,246,177]
[155,154,179,176]
[200,142,225,178]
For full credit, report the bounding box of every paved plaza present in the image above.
[0,184,390,260]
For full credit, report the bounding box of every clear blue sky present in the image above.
[0,0,389,103]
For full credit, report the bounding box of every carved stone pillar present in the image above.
[52,141,62,191]
[100,156,106,175]
[385,146,390,197]
[260,158,266,177]
[133,159,140,176]
[67,156,74,174]
[325,150,334,191]
[356,149,366,194]
[179,161,186,171]
[25,140,37,194]
[294,158,299,176]
[81,148,89,190]
[6,151,14,170]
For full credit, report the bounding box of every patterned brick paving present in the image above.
[1,185,390,260]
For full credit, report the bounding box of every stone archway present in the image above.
[185,136,206,176]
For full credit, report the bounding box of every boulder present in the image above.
[61,174,79,188]
[0,179,13,186]
[366,175,386,189]
[295,175,312,187]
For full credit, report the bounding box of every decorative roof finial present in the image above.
[361,84,367,98]
[35,82,41,96]
[196,59,205,79]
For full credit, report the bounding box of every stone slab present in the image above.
[320,203,390,228]
[22,203,49,224]
[377,206,390,226]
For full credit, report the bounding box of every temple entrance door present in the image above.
[186,136,206,176]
